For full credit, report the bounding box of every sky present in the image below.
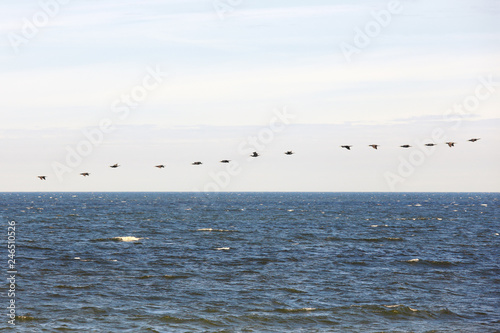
[0,0,499,192]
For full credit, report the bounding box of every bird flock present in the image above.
[36,138,481,180]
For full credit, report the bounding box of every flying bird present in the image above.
[425,143,437,146]
[284,151,294,155]
[38,176,46,180]
[468,138,480,142]
[369,144,379,150]
[400,145,411,148]
[341,145,352,150]
[155,165,165,168]
[110,164,120,168]
[446,142,455,147]
[80,173,90,177]
[192,162,203,165]
[250,152,260,157]
[220,160,231,163]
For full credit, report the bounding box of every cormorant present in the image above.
[446,142,455,147]
[284,151,294,155]
[110,164,120,168]
[250,152,260,157]
[220,160,230,163]
[341,145,352,150]
[425,143,437,146]
[38,176,46,180]
[468,138,480,142]
[400,145,411,148]
[80,173,90,177]
[369,144,378,150]
[155,165,165,168]
[192,162,203,165]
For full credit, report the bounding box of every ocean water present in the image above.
[1,192,499,332]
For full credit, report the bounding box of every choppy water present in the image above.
[1,192,499,332]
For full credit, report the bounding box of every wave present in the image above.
[113,236,143,242]
[163,274,192,279]
[396,217,430,221]
[197,228,236,232]
[91,236,144,242]
[351,304,460,319]
[16,315,37,322]
[326,236,404,243]
[274,308,317,313]
[22,245,54,251]
[384,304,418,311]
[54,284,93,290]
[136,274,191,280]
[229,312,340,326]
[362,237,404,242]
[404,259,458,267]
[279,287,307,294]
[159,315,220,326]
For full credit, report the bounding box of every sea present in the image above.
[0,192,498,332]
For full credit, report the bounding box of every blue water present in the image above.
[1,192,499,332]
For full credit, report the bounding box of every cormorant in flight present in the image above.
[425,143,437,146]
[220,160,230,163]
[192,162,203,165]
[284,151,294,155]
[341,145,352,150]
[110,164,120,168]
[250,152,260,157]
[468,138,480,142]
[155,165,165,168]
[446,142,455,147]
[369,144,378,150]
[400,145,411,148]
[38,176,46,180]
[80,173,90,177]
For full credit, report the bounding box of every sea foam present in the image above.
[113,236,143,242]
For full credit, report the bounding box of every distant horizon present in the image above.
[2,191,499,194]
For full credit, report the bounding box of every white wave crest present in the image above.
[197,228,234,232]
[384,304,418,312]
[113,236,143,242]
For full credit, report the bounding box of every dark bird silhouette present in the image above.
[468,138,480,142]
[369,144,378,150]
[284,151,294,155]
[446,142,455,147]
[400,145,411,148]
[250,152,260,157]
[155,165,165,168]
[80,173,90,177]
[341,145,352,150]
[192,162,203,165]
[220,160,230,163]
[110,164,120,168]
[425,143,437,146]
[38,176,46,180]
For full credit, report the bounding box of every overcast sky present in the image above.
[0,0,499,192]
